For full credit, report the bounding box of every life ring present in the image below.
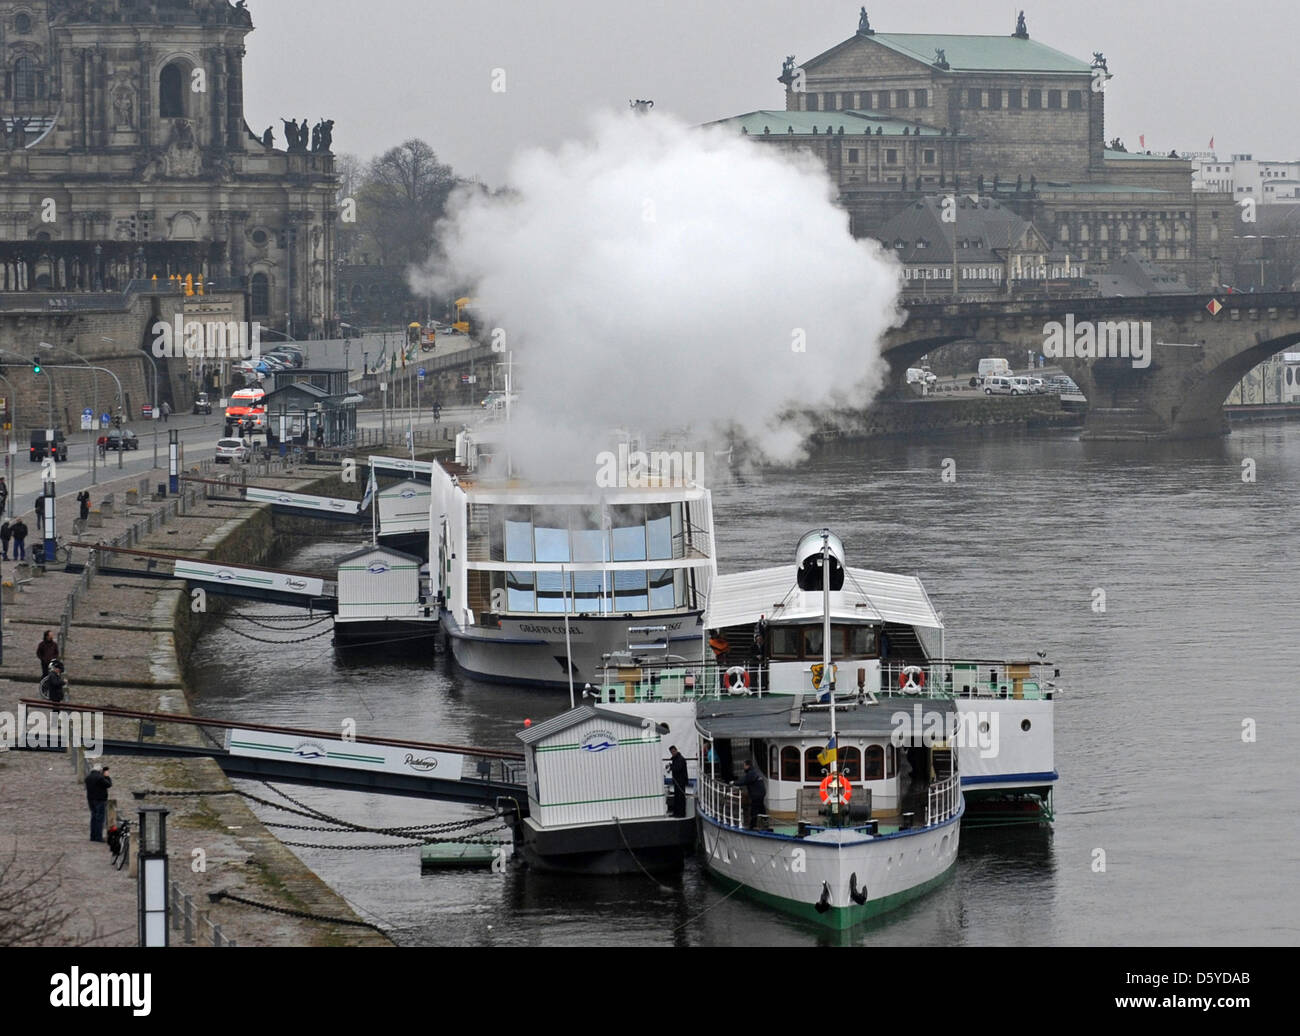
[723,666,750,694]
[819,773,852,803]
[899,666,926,691]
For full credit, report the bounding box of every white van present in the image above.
[984,375,1014,395]
[1009,376,1037,395]
[978,358,1012,382]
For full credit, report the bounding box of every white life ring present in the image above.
[724,666,750,695]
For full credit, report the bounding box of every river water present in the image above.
[187,424,1300,946]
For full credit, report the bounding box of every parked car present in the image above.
[105,428,140,451]
[28,428,68,462]
[906,367,938,386]
[983,375,1014,395]
[265,349,304,368]
[214,438,250,464]
[480,390,517,410]
[1013,376,1045,394]
[193,392,213,415]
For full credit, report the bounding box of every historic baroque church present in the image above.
[0,0,337,336]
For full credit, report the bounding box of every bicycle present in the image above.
[108,817,131,871]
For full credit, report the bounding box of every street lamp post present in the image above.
[41,360,126,469]
[0,372,17,519]
[40,342,98,484]
[103,337,159,469]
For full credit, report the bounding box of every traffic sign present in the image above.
[81,407,93,431]
[100,412,111,428]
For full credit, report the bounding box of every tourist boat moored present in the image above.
[692,531,962,930]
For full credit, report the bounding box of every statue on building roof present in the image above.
[857,8,874,35]
[1012,11,1029,39]
[1108,137,1127,152]
[262,125,274,147]
[1092,52,1108,72]
[933,48,949,69]
[779,55,796,86]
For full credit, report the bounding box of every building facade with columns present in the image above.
[0,0,337,338]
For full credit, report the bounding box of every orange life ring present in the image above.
[818,773,852,803]
[899,666,926,690]
[723,666,750,694]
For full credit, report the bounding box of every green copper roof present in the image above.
[706,110,947,137]
[852,33,1094,74]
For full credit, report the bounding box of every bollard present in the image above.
[89,510,103,528]
[125,488,138,506]
[182,894,194,944]
[100,497,114,518]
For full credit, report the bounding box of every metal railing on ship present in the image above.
[879,661,1057,701]
[696,773,745,828]
[926,773,961,826]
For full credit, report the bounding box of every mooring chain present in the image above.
[224,623,335,645]
[280,830,512,852]
[207,890,386,932]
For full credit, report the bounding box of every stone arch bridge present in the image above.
[882,292,1300,439]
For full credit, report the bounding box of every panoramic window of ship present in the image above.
[488,502,692,615]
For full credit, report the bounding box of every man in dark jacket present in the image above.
[84,765,111,842]
[40,660,67,703]
[37,629,59,675]
[737,759,766,829]
[668,745,689,817]
[10,517,27,561]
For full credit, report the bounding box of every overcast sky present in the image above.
[243,0,1296,183]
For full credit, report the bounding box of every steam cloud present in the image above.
[414,110,904,478]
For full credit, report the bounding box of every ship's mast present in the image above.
[821,529,840,819]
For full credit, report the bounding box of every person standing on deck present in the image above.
[668,745,689,817]
[737,759,766,829]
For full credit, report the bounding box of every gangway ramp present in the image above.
[181,476,364,523]
[70,543,338,612]
[22,701,528,808]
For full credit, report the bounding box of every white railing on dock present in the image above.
[696,773,746,829]
[925,773,961,827]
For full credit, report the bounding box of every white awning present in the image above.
[707,565,942,631]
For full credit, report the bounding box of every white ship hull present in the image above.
[442,609,705,688]
[699,805,962,930]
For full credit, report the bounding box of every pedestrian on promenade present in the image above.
[10,517,27,561]
[0,519,10,560]
[84,765,111,842]
[35,493,45,524]
[38,629,60,675]
[76,490,91,522]
[0,475,8,514]
[161,401,171,423]
[39,659,67,703]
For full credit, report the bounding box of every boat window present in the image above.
[533,508,571,563]
[780,746,800,781]
[839,746,861,782]
[648,569,675,610]
[886,744,896,777]
[848,626,877,655]
[571,527,606,563]
[610,505,647,561]
[572,570,606,613]
[614,570,648,611]
[769,744,778,778]
[803,626,823,658]
[770,626,800,658]
[646,504,673,560]
[504,509,533,563]
[863,744,885,780]
[535,571,568,613]
[805,747,827,781]
[506,571,535,611]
